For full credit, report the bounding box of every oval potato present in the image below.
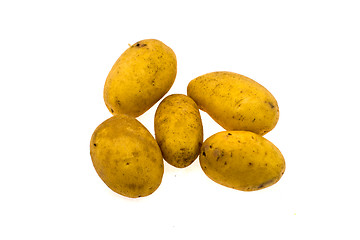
[200,131,285,191]
[90,114,164,198]
[155,94,203,168]
[104,39,177,117]
[187,71,279,135]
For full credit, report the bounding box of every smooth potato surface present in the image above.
[104,39,177,117]
[90,114,164,198]
[187,71,279,135]
[155,94,203,168]
[200,131,285,191]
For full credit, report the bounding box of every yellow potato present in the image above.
[154,94,203,168]
[104,39,177,117]
[90,114,164,198]
[200,131,285,191]
[187,71,279,135]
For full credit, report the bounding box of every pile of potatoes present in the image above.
[90,39,285,198]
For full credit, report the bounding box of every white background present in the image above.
[1,0,359,239]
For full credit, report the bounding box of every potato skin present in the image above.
[200,131,285,191]
[90,114,164,198]
[187,71,279,135]
[154,94,203,168]
[104,39,177,117]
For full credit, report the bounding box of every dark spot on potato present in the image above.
[265,163,268,166]
[251,136,254,140]
[126,162,130,165]
[252,118,256,122]
[228,133,232,136]
[116,100,121,106]
[202,152,206,157]
[268,102,275,108]
[180,148,186,151]
[248,162,252,166]
[210,145,213,149]
[235,98,244,107]
[135,42,147,47]
[224,161,227,165]
[230,152,233,157]
[238,115,245,121]
[238,140,241,143]
[110,108,114,113]
[258,179,275,189]
[93,143,97,147]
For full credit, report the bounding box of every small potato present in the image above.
[200,131,285,191]
[155,94,203,168]
[90,114,164,198]
[104,39,177,117]
[187,71,279,135]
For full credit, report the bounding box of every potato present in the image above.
[104,39,177,117]
[187,71,279,135]
[90,114,164,198]
[200,131,285,191]
[154,94,203,168]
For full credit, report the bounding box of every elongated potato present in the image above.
[90,114,164,198]
[155,94,203,168]
[187,71,279,135]
[200,131,285,191]
[104,39,177,117]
